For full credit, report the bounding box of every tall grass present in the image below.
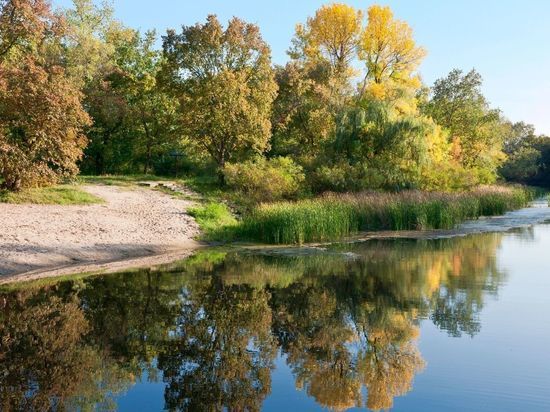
[231,186,536,244]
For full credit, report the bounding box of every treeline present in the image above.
[1,0,548,193]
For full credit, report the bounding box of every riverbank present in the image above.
[0,180,544,285]
[228,186,537,244]
[0,184,201,280]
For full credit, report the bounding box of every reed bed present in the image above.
[231,186,535,244]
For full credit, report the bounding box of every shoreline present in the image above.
[3,199,549,286]
[0,183,201,282]
[0,243,203,286]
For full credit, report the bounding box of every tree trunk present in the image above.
[142,119,153,175]
[217,156,226,186]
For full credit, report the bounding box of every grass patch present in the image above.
[188,202,238,239]
[229,185,537,244]
[0,185,103,205]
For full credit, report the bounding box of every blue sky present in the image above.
[53,0,550,135]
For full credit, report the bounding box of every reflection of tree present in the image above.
[425,234,504,337]
[272,284,361,411]
[271,280,424,411]
[79,269,187,377]
[356,313,424,411]
[0,231,506,411]
[158,276,277,411]
[0,292,129,411]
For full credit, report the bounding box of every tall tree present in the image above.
[161,15,277,183]
[63,0,137,175]
[422,69,506,183]
[112,30,179,174]
[358,5,426,99]
[274,3,363,164]
[63,0,118,87]
[290,3,362,77]
[0,0,89,191]
[270,62,334,161]
[80,29,180,175]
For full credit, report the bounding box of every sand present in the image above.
[0,184,201,283]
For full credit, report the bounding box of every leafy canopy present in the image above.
[161,15,277,181]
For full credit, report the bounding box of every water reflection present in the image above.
[0,233,507,411]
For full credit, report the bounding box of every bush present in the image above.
[223,157,305,206]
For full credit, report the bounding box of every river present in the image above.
[1,204,550,411]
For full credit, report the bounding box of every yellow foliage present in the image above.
[359,5,426,92]
[299,3,363,74]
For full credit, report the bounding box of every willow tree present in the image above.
[0,0,89,191]
[161,15,277,183]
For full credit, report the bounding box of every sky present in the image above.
[53,0,550,135]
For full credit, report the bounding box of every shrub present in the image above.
[223,157,305,206]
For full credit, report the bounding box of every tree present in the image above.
[0,0,90,191]
[0,0,51,57]
[161,15,277,183]
[358,5,426,99]
[63,0,119,87]
[270,62,335,160]
[113,30,179,174]
[422,69,506,183]
[291,3,362,77]
[81,29,180,175]
[502,121,537,155]
[63,0,139,175]
[326,99,449,191]
[273,4,363,167]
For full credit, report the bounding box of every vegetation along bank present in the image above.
[2,1,549,256]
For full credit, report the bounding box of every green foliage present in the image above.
[0,185,103,205]
[421,69,506,183]
[499,123,550,187]
[160,15,277,182]
[188,202,237,238]
[0,1,541,200]
[231,186,533,244]
[77,25,180,175]
[500,147,541,182]
[270,61,335,162]
[318,99,448,191]
[224,157,305,207]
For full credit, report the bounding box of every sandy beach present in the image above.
[0,184,201,283]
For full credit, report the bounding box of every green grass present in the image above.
[188,202,238,239]
[0,185,104,205]
[229,186,537,244]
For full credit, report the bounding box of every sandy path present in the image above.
[0,184,201,281]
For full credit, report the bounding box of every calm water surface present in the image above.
[1,224,550,411]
